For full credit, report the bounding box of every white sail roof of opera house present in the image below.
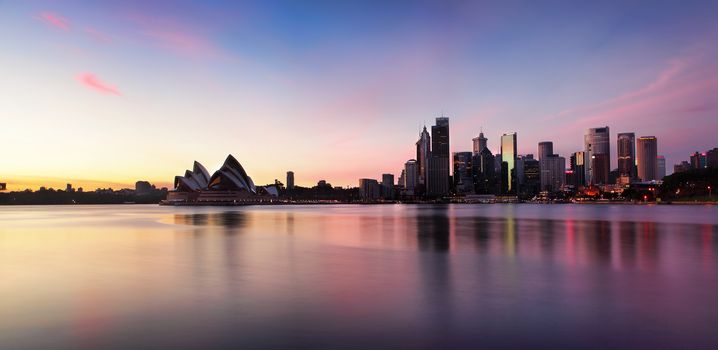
[173,155,267,195]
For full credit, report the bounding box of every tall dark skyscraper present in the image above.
[472,147,496,194]
[617,132,636,183]
[585,126,610,185]
[427,117,450,196]
[286,171,295,190]
[570,151,586,187]
[453,152,473,194]
[636,136,658,181]
[415,126,431,189]
[500,132,517,194]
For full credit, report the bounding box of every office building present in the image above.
[541,154,566,192]
[404,159,418,195]
[359,179,380,200]
[427,117,450,196]
[691,152,707,169]
[415,126,431,187]
[453,152,473,195]
[472,147,496,194]
[521,155,540,197]
[636,136,658,181]
[617,132,636,183]
[570,151,586,187]
[286,171,295,190]
[472,131,488,154]
[707,148,718,168]
[501,132,517,194]
[585,126,610,184]
[381,174,394,199]
[656,155,666,180]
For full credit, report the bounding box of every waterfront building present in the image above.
[707,148,718,168]
[381,174,394,199]
[657,156,666,180]
[359,179,380,200]
[286,171,295,190]
[617,132,636,183]
[691,151,707,169]
[453,152,474,195]
[585,126,610,184]
[472,147,496,194]
[167,155,278,204]
[636,136,658,181]
[541,154,566,192]
[403,159,418,195]
[570,151,586,187]
[472,131,488,154]
[500,132,517,194]
[521,155,540,197]
[427,117,450,196]
[415,126,431,189]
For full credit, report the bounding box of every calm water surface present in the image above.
[1,204,717,349]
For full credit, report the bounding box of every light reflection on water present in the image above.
[1,204,717,349]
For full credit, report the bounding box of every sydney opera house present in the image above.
[163,155,278,205]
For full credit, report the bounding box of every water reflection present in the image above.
[1,205,718,349]
[174,211,247,230]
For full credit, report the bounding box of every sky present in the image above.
[1,0,717,190]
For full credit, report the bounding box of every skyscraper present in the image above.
[472,131,488,154]
[404,159,418,195]
[521,155,540,197]
[538,141,554,191]
[570,151,586,187]
[691,152,707,169]
[707,148,718,168]
[286,171,295,190]
[636,136,658,181]
[472,147,496,194]
[427,117,450,196]
[453,152,473,195]
[415,127,431,188]
[617,132,636,183]
[656,155,666,180]
[501,132,517,194]
[585,127,610,184]
[381,174,394,199]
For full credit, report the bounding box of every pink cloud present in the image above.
[76,73,121,96]
[38,12,70,31]
[84,27,113,43]
[141,30,226,59]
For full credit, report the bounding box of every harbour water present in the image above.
[1,204,717,349]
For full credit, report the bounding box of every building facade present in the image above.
[636,136,658,181]
[403,159,418,195]
[427,117,450,196]
[585,126,610,184]
[617,132,636,183]
[501,133,517,194]
[453,152,474,195]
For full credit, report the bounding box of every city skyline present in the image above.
[2,1,718,190]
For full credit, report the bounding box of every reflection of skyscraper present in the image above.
[617,132,636,183]
[636,136,658,181]
[415,126,431,191]
[585,127,610,184]
[427,117,450,196]
[501,133,517,194]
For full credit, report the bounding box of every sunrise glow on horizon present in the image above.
[2,1,718,191]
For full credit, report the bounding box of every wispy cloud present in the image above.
[84,27,113,43]
[38,12,70,31]
[76,73,121,95]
